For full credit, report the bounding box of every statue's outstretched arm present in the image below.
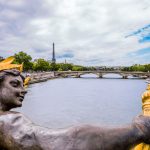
[0,112,149,150]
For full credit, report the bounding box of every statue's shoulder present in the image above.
[0,111,26,118]
[0,111,32,126]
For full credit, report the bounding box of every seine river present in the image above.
[16,74,147,128]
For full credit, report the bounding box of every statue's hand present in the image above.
[133,115,150,144]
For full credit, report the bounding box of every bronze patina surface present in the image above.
[0,69,150,150]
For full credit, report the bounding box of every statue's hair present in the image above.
[0,69,25,85]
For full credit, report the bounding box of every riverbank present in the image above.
[25,72,57,84]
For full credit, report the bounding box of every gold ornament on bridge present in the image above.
[0,56,30,86]
[133,82,150,150]
[142,83,150,116]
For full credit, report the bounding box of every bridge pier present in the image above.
[147,74,150,78]
[76,75,80,78]
[98,73,103,78]
[76,73,81,78]
[122,75,128,79]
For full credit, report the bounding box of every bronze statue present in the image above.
[0,69,150,150]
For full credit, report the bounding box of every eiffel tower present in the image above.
[52,43,56,63]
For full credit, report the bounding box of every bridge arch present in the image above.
[80,73,99,78]
[103,73,123,78]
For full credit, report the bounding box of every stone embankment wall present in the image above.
[25,72,56,84]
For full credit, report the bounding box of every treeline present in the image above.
[0,51,93,72]
[1,51,149,72]
[122,64,150,72]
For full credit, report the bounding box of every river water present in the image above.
[16,74,147,128]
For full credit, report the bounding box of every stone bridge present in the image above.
[54,71,150,79]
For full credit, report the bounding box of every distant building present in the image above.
[52,43,56,63]
[0,56,4,61]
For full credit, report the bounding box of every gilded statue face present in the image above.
[0,75,27,111]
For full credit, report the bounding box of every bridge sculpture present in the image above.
[54,71,150,79]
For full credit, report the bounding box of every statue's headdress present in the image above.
[0,56,30,86]
[0,56,23,72]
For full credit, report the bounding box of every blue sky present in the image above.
[0,0,150,66]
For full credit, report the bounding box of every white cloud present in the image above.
[0,0,150,66]
[0,0,25,7]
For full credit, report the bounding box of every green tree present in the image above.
[57,63,73,71]
[14,51,33,71]
[138,65,145,72]
[72,65,84,71]
[123,64,150,72]
[50,63,60,71]
[33,59,51,71]
[144,64,150,72]
[121,67,129,71]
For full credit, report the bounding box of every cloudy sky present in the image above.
[0,0,150,66]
